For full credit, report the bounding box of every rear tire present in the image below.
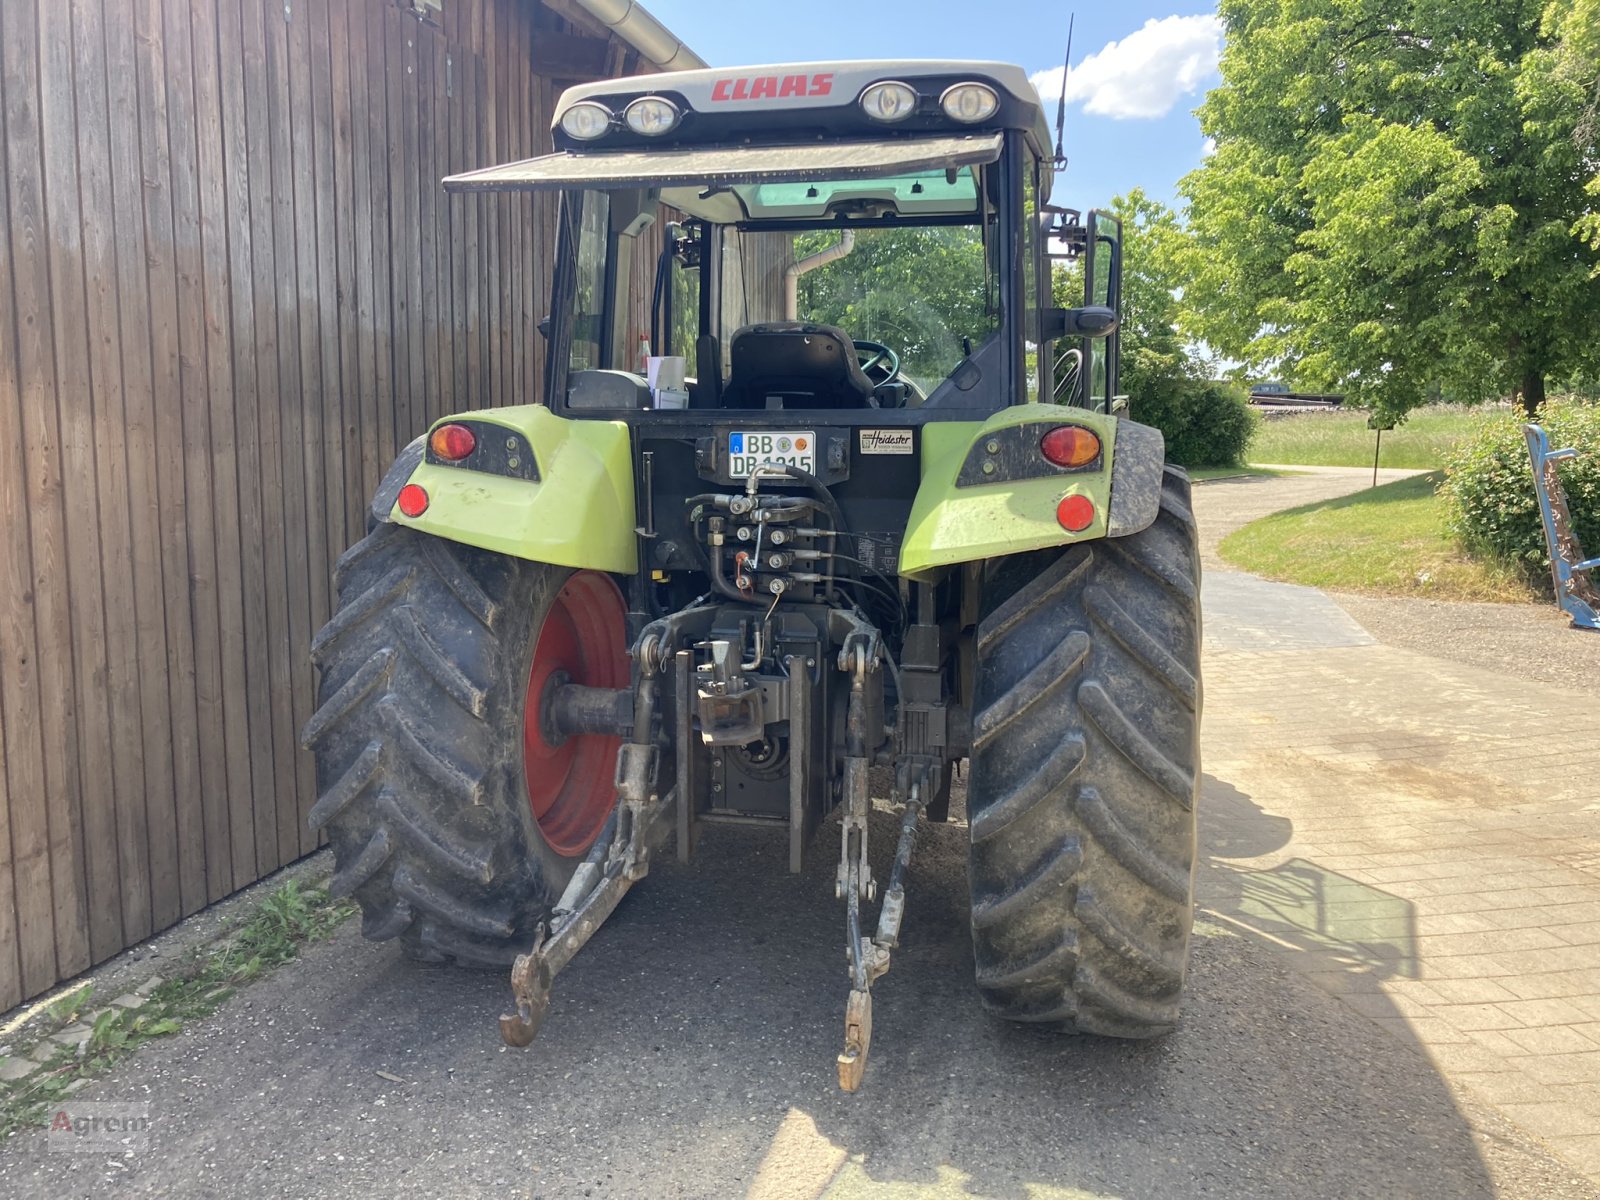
[966,466,1200,1036]
[301,523,626,967]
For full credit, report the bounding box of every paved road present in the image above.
[2,468,1596,1199]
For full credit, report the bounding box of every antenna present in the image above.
[1053,14,1074,168]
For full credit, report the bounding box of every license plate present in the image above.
[727,430,815,479]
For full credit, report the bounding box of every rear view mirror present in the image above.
[1042,305,1119,341]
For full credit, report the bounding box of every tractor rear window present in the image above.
[558,146,1012,412]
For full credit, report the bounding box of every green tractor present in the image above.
[304,60,1200,1090]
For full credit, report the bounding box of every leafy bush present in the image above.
[1124,347,1258,467]
[1440,398,1600,587]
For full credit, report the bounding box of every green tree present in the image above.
[796,226,996,390]
[1054,190,1257,466]
[1182,0,1600,418]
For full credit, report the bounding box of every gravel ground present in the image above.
[1329,592,1600,690]
[1195,467,1599,689]
[0,794,1594,1200]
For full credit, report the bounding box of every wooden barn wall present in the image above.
[0,0,622,1007]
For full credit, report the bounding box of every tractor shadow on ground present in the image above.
[1200,774,1422,982]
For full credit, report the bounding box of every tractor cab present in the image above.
[444,61,1124,420]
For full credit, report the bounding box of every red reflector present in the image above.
[1057,493,1095,532]
[1039,425,1101,468]
[397,483,429,518]
[429,422,476,461]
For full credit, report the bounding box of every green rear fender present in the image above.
[898,404,1165,582]
[383,405,637,574]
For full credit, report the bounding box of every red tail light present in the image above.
[1057,493,1095,532]
[397,484,429,517]
[1040,425,1101,468]
[429,422,476,461]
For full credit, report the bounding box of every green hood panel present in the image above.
[390,405,637,574]
[898,405,1121,581]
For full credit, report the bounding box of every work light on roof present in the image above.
[560,100,613,141]
[859,81,918,122]
[941,82,999,123]
[624,96,682,136]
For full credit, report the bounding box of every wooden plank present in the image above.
[287,0,329,858]
[365,0,396,465]
[37,0,118,970]
[43,0,127,968]
[0,0,55,1005]
[467,57,486,412]
[6,0,91,987]
[397,10,425,442]
[240,0,298,878]
[304,0,344,855]
[264,0,315,867]
[72,0,152,954]
[0,710,20,1009]
[103,0,181,934]
[216,0,278,890]
[416,29,441,427]
[162,0,234,906]
[331,0,374,522]
[384,6,412,448]
[308,0,346,566]
[462,52,482,411]
[189,0,259,894]
[489,2,508,412]
[430,27,453,419]
[448,36,468,414]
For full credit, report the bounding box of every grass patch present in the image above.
[0,880,354,1139]
[1218,471,1537,602]
[1248,405,1488,468]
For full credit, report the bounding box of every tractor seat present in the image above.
[723,321,876,410]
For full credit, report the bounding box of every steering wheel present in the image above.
[853,339,902,386]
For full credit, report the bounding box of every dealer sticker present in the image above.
[859,429,914,455]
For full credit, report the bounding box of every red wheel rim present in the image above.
[523,572,629,857]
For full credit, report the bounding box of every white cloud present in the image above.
[1202,136,1217,156]
[1031,14,1223,120]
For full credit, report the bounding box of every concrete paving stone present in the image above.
[1453,1069,1568,1105]
[1467,1029,1538,1059]
[0,1056,38,1082]
[1499,1103,1600,1140]
[1501,1026,1600,1057]
[1516,1053,1600,1086]
[1438,947,1600,977]
[1500,971,1600,1001]
[1371,1016,1475,1046]
[1553,923,1600,947]
[1438,1003,1527,1032]
[1422,912,1503,936]
[1553,1135,1600,1180]
[1498,999,1600,1029]
[1415,928,1571,957]
[1425,977,1524,1005]
[1422,1042,1527,1075]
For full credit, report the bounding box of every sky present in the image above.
[643,0,1223,211]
